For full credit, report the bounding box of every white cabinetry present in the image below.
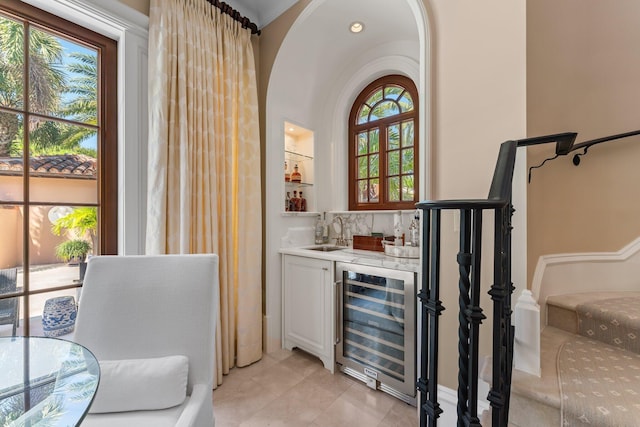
[282,255,335,372]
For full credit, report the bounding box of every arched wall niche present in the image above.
[263,0,430,352]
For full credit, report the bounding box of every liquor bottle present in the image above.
[285,191,291,212]
[284,161,290,182]
[291,164,302,183]
[299,191,307,212]
[291,191,300,212]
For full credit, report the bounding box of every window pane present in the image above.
[28,119,97,204]
[0,112,23,202]
[398,92,414,112]
[369,154,379,178]
[388,176,400,201]
[369,178,379,202]
[402,148,414,174]
[358,105,370,125]
[369,129,379,153]
[388,150,399,175]
[29,28,98,125]
[402,175,414,201]
[27,203,96,326]
[0,15,24,110]
[358,180,368,203]
[357,156,367,179]
[388,123,400,150]
[357,132,367,155]
[28,27,66,117]
[0,204,23,273]
[384,85,404,100]
[29,289,79,337]
[401,120,414,147]
[367,88,383,106]
[371,101,399,120]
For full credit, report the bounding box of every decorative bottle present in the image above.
[315,215,323,244]
[291,164,302,183]
[284,161,290,182]
[285,191,291,212]
[322,212,330,243]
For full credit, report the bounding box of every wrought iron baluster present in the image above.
[488,205,509,426]
[466,208,485,426]
[417,209,431,427]
[457,209,471,427]
[419,209,444,427]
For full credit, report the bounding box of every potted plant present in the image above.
[55,239,91,281]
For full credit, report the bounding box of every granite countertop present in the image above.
[279,245,421,273]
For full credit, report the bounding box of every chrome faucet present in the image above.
[333,216,349,246]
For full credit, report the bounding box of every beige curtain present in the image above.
[146,0,262,385]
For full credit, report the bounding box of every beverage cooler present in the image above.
[335,262,417,404]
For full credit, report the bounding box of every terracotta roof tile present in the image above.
[0,154,97,178]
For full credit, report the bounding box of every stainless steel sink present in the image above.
[306,246,344,252]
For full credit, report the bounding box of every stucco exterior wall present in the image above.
[0,175,96,267]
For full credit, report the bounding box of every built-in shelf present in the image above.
[284,121,315,214]
[281,211,320,217]
[285,181,313,187]
[285,150,313,162]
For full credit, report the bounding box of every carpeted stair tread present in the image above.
[558,335,640,427]
[547,291,640,311]
[547,291,640,335]
[510,326,569,408]
[576,295,640,354]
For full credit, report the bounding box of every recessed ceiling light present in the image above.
[288,127,295,132]
[349,22,364,34]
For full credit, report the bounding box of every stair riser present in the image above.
[547,304,578,334]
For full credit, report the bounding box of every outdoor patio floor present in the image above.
[0,263,80,338]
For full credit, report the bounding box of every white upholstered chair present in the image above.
[74,254,219,427]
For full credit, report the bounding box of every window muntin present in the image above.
[349,75,418,210]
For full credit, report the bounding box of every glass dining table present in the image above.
[0,336,99,427]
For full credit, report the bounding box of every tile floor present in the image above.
[212,348,419,426]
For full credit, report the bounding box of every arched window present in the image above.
[348,75,419,210]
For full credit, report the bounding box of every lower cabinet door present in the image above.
[282,255,334,370]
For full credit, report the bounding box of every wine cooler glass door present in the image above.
[335,262,416,399]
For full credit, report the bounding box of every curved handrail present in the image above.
[570,129,640,165]
[526,129,640,179]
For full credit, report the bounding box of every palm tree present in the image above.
[59,51,97,148]
[0,16,66,156]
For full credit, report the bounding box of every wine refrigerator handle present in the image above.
[335,279,342,345]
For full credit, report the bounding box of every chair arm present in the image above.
[175,383,213,427]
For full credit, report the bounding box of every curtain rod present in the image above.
[205,0,261,35]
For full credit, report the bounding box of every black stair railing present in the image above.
[416,133,581,427]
